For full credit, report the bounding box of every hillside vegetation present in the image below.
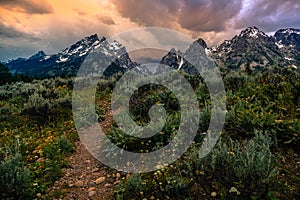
[0,67,299,199]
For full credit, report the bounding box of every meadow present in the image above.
[0,67,299,199]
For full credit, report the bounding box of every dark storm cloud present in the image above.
[235,0,300,31]
[111,0,243,32]
[111,0,300,33]
[111,0,182,27]
[178,0,243,32]
[0,22,39,40]
[0,22,41,61]
[0,0,53,14]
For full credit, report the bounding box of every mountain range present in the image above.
[161,26,299,73]
[3,26,300,77]
[4,34,138,77]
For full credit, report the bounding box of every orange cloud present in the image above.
[0,0,53,14]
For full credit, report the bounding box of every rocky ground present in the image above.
[48,140,116,200]
[47,101,126,200]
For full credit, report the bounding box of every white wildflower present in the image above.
[211,192,217,197]
[229,186,241,195]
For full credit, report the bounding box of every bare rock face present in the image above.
[195,38,207,49]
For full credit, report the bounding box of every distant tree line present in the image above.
[0,63,34,85]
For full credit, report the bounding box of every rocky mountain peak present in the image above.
[85,34,99,41]
[274,28,300,51]
[28,50,47,60]
[238,26,268,39]
[276,28,300,36]
[59,34,101,56]
[195,38,207,49]
[210,26,288,70]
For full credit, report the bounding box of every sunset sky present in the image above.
[0,0,299,61]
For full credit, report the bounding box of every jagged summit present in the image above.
[212,26,272,54]
[76,34,105,44]
[238,26,268,39]
[58,34,103,59]
[159,36,212,74]
[85,34,99,41]
[28,50,47,60]
[195,38,207,49]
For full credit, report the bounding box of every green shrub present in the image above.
[0,86,13,100]
[103,112,180,155]
[23,92,51,116]
[222,69,300,145]
[43,136,74,160]
[40,137,74,184]
[0,153,32,199]
[56,136,75,154]
[0,104,15,115]
[194,132,278,199]
[224,72,248,91]
[115,172,192,200]
[43,160,63,183]
[116,133,278,199]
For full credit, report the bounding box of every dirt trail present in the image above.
[48,100,117,200]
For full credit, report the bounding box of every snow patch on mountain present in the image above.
[178,57,184,70]
[284,57,294,61]
[239,26,268,39]
[276,41,285,48]
[281,28,300,35]
[109,40,122,51]
[56,57,68,63]
[249,29,259,38]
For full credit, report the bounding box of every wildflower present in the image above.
[211,192,217,197]
[229,187,241,195]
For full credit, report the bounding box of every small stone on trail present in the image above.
[94,177,106,185]
[75,180,84,188]
[92,168,100,173]
[88,190,97,197]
